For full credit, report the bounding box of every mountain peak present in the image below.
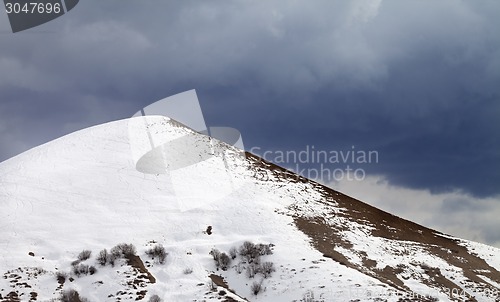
[1,117,499,301]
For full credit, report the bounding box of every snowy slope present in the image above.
[1,116,499,302]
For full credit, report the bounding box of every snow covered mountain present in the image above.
[1,116,499,302]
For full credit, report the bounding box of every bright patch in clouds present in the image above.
[330,175,500,248]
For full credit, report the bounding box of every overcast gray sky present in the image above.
[1,1,499,246]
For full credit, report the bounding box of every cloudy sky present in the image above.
[1,1,499,246]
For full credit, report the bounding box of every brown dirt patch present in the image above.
[208,274,249,302]
[125,254,156,284]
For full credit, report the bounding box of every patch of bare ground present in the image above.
[55,272,65,292]
[1,268,46,302]
[125,254,156,284]
[246,152,500,299]
[29,292,37,301]
[325,188,500,297]
[118,254,155,300]
[419,264,477,302]
[294,216,409,292]
[0,292,20,302]
[208,274,228,289]
[208,274,249,302]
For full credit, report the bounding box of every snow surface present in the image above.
[1,116,499,301]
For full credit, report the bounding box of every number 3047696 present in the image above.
[5,2,61,14]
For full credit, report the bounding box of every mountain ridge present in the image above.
[246,151,500,300]
[1,116,499,301]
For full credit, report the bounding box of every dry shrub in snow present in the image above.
[96,249,108,266]
[55,271,67,284]
[229,246,238,259]
[77,250,92,261]
[239,241,257,259]
[149,294,161,302]
[72,263,97,277]
[256,243,273,256]
[111,243,137,258]
[218,253,231,271]
[246,263,258,278]
[146,244,167,264]
[60,289,89,302]
[209,248,231,270]
[251,280,263,296]
[239,241,273,262]
[209,248,220,261]
[261,261,275,278]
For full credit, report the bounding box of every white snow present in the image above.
[1,116,499,301]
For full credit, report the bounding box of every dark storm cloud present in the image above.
[1,0,499,199]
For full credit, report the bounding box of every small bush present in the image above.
[183,268,193,275]
[246,264,257,278]
[209,248,220,261]
[73,264,88,276]
[108,253,118,267]
[229,247,237,259]
[79,264,89,275]
[239,241,256,257]
[235,262,243,274]
[239,241,262,262]
[96,249,108,266]
[77,250,92,261]
[111,243,137,258]
[146,244,167,264]
[261,261,275,278]
[251,280,263,296]
[60,289,89,302]
[70,260,80,267]
[149,294,161,302]
[256,243,273,255]
[55,271,67,284]
[72,266,81,277]
[219,253,231,271]
[107,243,137,266]
[72,264,96,277]
[209,249,231,270]
[110,246,122,260]
[122,243,137,256]
[156,248,167,264]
